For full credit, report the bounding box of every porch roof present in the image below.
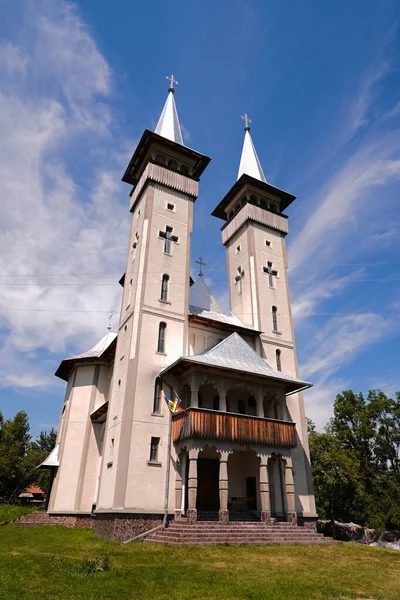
[38,444,59,469]
[55,331,117,381]
[161,332,312,394]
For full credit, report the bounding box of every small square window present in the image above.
[149,437,160,462]
[236,244,241,254]
[167,203,175,211]
[265,240,271,247]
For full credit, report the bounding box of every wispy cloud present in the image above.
[0,0,131,388]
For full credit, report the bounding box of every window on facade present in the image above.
[238,399,246,415]
[157,322,166,353]
[272,306,278,332]
[276,349,282,372]
[153,377,163,414]
[160,274,170,301]
[236,244,241,254]
[149,437,160,462]
[159,225,178,254]
[265,240,271,247]
[167,203,175,211]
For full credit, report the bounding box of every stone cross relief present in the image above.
[235,266,245,293]
[263,261,278,287]
[159,225,178,254]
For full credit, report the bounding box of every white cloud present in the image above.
[0,42,29,74]
[0,0,131,388]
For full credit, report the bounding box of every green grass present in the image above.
[0,525,400,600]
[0,504,36,525]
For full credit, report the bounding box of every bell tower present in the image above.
[96,77,210,513]
[211,115,316,518]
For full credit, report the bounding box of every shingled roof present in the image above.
[161,332,311,394]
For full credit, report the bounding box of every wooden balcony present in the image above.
[172,408,297,449]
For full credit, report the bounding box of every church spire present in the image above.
[237,113,266,183]
[154,74,184,146]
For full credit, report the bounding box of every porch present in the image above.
[174,445,298,525]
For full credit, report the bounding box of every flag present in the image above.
[163,391,185,413]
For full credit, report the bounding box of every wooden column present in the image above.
[190,373,199,408]
[259,455,271,522]
[187,448,199,524]
[218,377,227,412]
[218,451,230,523]
[284,456,297,524]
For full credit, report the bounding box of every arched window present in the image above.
[238,399,246,415]
[157,322,166,353]
[272,306,278,332]
[168,159,178,170]
[213,395,219,411]
[155,153,165,165]
[161,274,169,301]
[276,349,282,372]
[248,396,257,416]
[153,377,163,414]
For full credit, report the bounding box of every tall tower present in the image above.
[211,115,316,517]
[96,77,210,515]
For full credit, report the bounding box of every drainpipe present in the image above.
[123,401,173,544]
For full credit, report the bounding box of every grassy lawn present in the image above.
[0,504,36,525]
[1,525,400,600]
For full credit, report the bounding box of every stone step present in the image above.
[145,539,336,546]
[14,512,54,526]
[151,531,324,539]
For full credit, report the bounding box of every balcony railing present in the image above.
[172,408,297,449]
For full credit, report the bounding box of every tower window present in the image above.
[265,240,271,247]
[149,437,160,462]
[236,244,241,254]
[153,377,163,414]
[157,322,166,353]
[272,306,278,332]
[276,349,282,372]
[160,274,170,301]
[167,203,175,211]
[235,266,245,293]
[264,261,278,287]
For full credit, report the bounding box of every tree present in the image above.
[25,429,57,494]
[0,411,31,502]
[308,421,361,522]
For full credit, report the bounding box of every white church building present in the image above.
[42,78,320,543]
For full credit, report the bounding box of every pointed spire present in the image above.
[237,113,266,182]
[155,74,184,145]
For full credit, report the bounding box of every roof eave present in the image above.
[212,173,296,221]
[122,130,211,185]
[161,356,312,393]
[188,313,262,335]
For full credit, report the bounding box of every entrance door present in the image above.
[196,458,220,511]
[246,476,257,510]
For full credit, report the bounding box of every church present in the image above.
[41,77,322,544]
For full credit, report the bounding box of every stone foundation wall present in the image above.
[297,517,317,531]
[48,515,95,528]
[94,513,168,542]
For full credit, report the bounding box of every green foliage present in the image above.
[74,554,111,575]
[0,410,57,502]
[309,388,400,529]
[0,504,36,525]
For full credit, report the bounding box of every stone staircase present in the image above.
[145,520,337,546]
[14,511,54,526]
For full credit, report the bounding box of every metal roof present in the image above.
[38,444,59,468]
[155,89,183,145]
[238,128,266,183]
[55,331,117,381]
[189,278,224,313]
[161,332,311,394]
[189,279,257,332]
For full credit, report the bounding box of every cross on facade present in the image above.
[241,113,252,130]
[166,73,179,91]
[159,225,178,254]
[195,256,206,277]
[235,266,245,293]
[263,261,278,287]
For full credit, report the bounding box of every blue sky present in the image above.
[1,0,400,435]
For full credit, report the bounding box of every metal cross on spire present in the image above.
[166,73,179,92]
[107,311,113,332]
[241,113,252,130]
[195,257,206,277]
